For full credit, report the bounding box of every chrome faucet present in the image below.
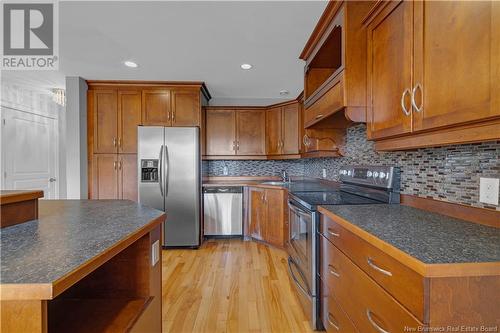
[281,170,289,183]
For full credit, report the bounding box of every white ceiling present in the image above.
[2,1,327,105]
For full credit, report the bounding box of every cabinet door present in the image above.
[118,154,137,201]
[264,189,285,247]
[118,91,141,153]
[171,89,200,126]
[92,154,118,199]
[282,103,300,155]
[93,90,118,153]
[367,1,413,139]
[206,109,236,155]
[413,1,500,131]
[142,90,171,126]
[249,187,266,240]
[266,107,282,155]
[236,110,266,155]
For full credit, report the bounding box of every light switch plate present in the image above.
[479,177,499,205]
[151,240,160,266]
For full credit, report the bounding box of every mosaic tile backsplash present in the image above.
[205,125,500,211]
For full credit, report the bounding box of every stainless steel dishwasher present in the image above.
[203,186,243,236]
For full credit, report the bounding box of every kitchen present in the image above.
[1,1,499,333]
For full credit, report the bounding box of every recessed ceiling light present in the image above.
[240,63,253,70]
[279,90,289,96]
[124,60,138,68]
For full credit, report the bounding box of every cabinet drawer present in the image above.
[321,278,357,333]
[320,214,425,322]
[321,234,423,332]
[304,78,344,126]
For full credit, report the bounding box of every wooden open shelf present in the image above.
[49,297,152,333]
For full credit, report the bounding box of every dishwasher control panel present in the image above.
[141,159,159,182]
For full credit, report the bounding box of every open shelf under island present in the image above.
[0,200,165,333]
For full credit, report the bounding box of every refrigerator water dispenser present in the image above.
[141,159,159,182]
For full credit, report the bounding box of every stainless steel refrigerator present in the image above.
[138,126,201,247]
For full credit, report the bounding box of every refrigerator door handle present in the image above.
[158,146,164,197]
[164,144,169,197]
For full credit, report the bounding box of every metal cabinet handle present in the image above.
[366,309,390,333]
[315,114,324,119]
[328,264,340,278]
[118,137,122,148]
[327,313,340,331]
[172,111,175,122]
[367,257,393,276]
[167,111,170,121]
[401,88,411,116]
[113,161,117,170]
[327,228,339,237]
[118,161,122,170]
[113,137,117,147]
[411,83,423,112]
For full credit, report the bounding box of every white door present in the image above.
[1,107,58,199]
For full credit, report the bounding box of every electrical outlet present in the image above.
[151,240,160,266]
[479,177,499,205]
[322,168,327,178]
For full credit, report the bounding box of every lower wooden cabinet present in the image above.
[248,187,287,247]
[91,154,137,201]
[320,278,357,333]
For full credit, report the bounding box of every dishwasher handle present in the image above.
[203,186,243,194]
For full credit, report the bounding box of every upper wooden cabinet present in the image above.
[205,108,266,158]
[171,89,201,126]
[92,90,118,154]
[300,1,373,128]
[118,91,142,153]
[205,109,236,156]
[142,90,171,126]
[366,1,500,149]
[266,102,300,156]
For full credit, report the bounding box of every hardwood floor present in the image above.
[162,239,314,333]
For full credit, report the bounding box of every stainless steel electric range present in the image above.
[286,165,400,330]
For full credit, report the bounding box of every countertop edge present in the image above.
[317,206,500,278]
[0,212,166,301]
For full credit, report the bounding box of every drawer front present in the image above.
[304,79,344,126]
[321,278,357,333]
[322,234,423,332]
[320,214,425,321]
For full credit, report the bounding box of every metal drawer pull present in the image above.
[315,114,324,119]
[327,228,339,237]
[327,313,340,331]
[367,257,393,276]
[411,83,423,112]
[328,264,340,278]
[401,88,411,116]
[366,309,390,333]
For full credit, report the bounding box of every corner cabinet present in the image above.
[366,1,500,150]
[248,187,287,248]
[87,81,210,200]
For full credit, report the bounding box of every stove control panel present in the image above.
[339,165,400,190]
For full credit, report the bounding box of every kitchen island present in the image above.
[0,200,165,333]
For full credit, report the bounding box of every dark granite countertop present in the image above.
[0,200,164,285]
[320,204,500,264]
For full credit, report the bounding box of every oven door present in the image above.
[288,200,313,290]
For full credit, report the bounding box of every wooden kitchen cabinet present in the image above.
[91,154,137,201]
[205,109,236,156]
[236,110,266,155]
[205,108,266,158]
[92,90,118,154]
[141,90,171,126]
[118,91,141,153]
[366,1,500,149]
[266,102,300,156]
[248,187,287,248]
[171,89,201,126]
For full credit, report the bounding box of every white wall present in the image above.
[65,77,88,199]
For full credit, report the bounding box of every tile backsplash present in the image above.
[205,124,500,210]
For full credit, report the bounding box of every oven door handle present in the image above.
[287,256,312,297]
[288,202,311,219]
